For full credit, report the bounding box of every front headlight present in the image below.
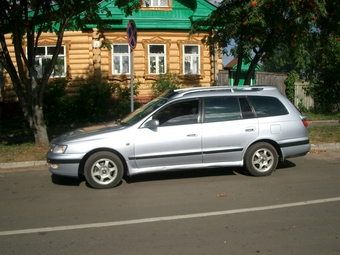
[50,144,68,154]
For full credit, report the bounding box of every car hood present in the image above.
[51,122,127,144]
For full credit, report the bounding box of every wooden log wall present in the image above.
[1,29,223,103]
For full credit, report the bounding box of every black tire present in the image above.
[244,142,278,177]
[84,151,124,189]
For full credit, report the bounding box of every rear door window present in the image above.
[203,97,241,123]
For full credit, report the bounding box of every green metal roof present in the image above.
[231,60,261,71]
[191,0,216,21]
[94,0,215,30]
[3,0,214,33]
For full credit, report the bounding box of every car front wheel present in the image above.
[84,151,124,189]
[244,142,278,177]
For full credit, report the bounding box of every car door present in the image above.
[133,99,202,170]
[202,96,259,163]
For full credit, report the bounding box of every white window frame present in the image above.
[112,44,130,75]
[144,0,169,7]
[33,45,66,78]
[148,44,166,74]
[183,45,200,75]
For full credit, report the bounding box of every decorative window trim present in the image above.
[108,37,131,81]
[111,44,130,75]
[25,39,70,80]
[142,37,171,80]
[142,0,172,11]
[148,44,166,74]
[177,39,204,80]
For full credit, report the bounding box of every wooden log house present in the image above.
[1,0,222,103]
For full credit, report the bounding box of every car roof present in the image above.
[170,85,282,100]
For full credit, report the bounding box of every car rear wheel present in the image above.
[244,142,278,177]
[84,151,124,189]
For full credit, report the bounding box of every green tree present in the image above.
[0,0,141,147]
[261,1,340,112]
[306,35,340,112]
[305,1,340,112]
[260,46,297,73]
[191,0,329,85]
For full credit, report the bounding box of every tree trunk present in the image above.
[31,105,49,147]
[234,54,243,86]
[0,41,50,147]
[244,52,262,85]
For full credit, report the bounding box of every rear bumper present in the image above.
[279,139,311,160]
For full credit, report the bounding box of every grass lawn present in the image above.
[308,126,340,144]
[306,112,340,121]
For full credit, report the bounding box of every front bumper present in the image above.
[48,162,80,178]
[47,151,83,178]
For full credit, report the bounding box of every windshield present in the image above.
[120,90,176,126]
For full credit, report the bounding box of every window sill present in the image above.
[180,74,202,80]
[144,74,162,80]
[108,75,131,82]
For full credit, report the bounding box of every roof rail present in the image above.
[174,85,266,95]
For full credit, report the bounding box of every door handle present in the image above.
[187,134,198,137]
[245,128,255,132]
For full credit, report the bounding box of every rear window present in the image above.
[248,96,288,117]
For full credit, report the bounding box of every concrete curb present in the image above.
[0,143,339,169]
[311,143,340,150]
[308,120,340,124]
[0,160,47,169]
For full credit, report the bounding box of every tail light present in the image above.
[302,119,308,127]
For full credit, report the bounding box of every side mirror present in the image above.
[143,119,159,129]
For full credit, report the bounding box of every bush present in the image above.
[284,70,299,104]
[151,72,181,97]
[43,79,74,126]
[110,81,141,119]
[43,78,141,126]
[305,81,340,114]
[305,35,340,113]
[73,78,115,123]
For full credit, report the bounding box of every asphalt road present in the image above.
[0,150,339,255]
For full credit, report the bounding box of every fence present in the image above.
[216,70,230,86]
[255,72,287,95]
[217,70,314,108]
[294,82,314,109]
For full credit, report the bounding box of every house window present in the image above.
[149,44,166,74]
[144,0,169,7]
[34,46,66,78]
[183,45,200,75]
[112,44,130,75]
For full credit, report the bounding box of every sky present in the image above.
[222,49,234,66]
[207,0,234,66]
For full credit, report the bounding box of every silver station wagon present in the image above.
[47,86,311,189]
